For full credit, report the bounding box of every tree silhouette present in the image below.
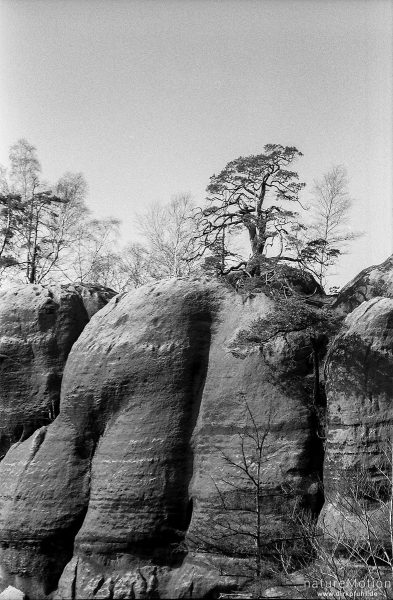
[193,144,305,275]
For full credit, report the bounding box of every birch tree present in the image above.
[298,165,360,289]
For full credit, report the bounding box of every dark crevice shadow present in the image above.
[164,300,217,566]
[37,435,97,596]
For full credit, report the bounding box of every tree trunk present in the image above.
[29,247,37,283]
[246,211,270,276]
[248,225,257,252]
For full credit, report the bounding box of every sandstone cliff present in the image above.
[321,291,393,550]
[0,278,323,598]
[0,283,115,459]
[316,258,393,600]
[1,256,393,599]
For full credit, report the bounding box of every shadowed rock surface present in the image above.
[0,283,115,459]
[321,293,393,545]
[0,277,323,598]
[2,255,393,599]
[185,289,323,571]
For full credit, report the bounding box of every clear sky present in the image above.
[0,0,392,287]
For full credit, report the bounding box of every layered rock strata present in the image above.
[0,283,114,459]
[322,292,393,545]
[0,278,322,598]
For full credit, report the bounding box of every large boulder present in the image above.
[0,278,322,598]
[0,283,115,459]
[185,289,323,575]
[334,254,393,313]
[321,296,393,545]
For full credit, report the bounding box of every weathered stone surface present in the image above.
[334,254,393,313]
[70,279,224,561]
[0,279,218,596]
[55,557,171,599]
[70,283,117,319]
[321,296,393,541]
[0,278,323,598]
[186,289,322,567]
[0,418,92,597]
[0,283,115,459]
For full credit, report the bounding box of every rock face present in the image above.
[0,278,322,598]
[334,254,393,313]
[0,283,114,459]
[322,263,393,545]
[3,253,393,598]
[325,297,393,475]
[185,292,322,569]
[70,283,117,319]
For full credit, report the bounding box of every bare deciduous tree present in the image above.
[275,439,393,599]
[187,402,307,598]
[81,243,155,292]
[115,243,156,289]
[0,191,24,275]
[9,138,41,203]
[135,193,199,278]
[0,141,89,284]
[62,216,120,285]
[29,172,89,283]
[295,165,361,290]
[0,141,123,288]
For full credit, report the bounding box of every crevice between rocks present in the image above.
[180,305,215,540]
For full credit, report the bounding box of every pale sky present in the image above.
[0,0,392,287]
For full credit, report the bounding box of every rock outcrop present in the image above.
[334,254,393,313]
[3,251,393,599]
[0,283,115,459]
[0,278,323,598]
[322,264,393,547]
